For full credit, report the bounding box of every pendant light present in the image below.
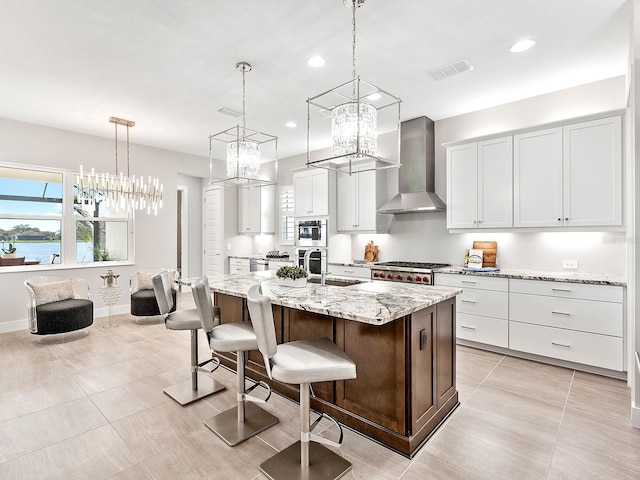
[209,62,278,187]
[76,117,163,215]
[306,0,401,175]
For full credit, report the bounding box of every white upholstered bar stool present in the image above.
[191,277,278,446]
[246,284,357,480]
[152,271,225,405]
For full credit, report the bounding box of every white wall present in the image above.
[0,118,209,332]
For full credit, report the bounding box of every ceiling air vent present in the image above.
[427,58,474,81]
[217,107,242,117]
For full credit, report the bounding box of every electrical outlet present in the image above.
[227,243,232,251]
[562,259,578,269]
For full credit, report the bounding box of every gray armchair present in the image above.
[25,275,93,336]
[130,268,178,319]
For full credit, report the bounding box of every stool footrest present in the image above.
[195,356,220,375]
[244,379,272,404]
[308,412,343,448]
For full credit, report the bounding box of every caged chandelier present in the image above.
[306,0,401,174]
[209,62,278,187]
[76,117,163,215]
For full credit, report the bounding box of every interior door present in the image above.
[203,186,223,277]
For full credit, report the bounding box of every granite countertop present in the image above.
[207,270,461,325]
[434,266,627,287]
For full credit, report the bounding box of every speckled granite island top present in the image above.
[434,266,626,286]
[207,271,462,325]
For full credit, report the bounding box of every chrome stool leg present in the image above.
[259,382,352,480]
[163,329,226,406]
[204,350,279,446]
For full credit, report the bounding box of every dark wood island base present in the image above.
[214,293,458,458]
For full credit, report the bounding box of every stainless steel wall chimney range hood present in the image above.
[377,116,446,214]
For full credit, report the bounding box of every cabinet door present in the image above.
[563,116,622,226]
[259,185,275,234]
[355,166,377,230]
[238,187,251,233]
[446,143,478,228]
[478,136,513,228]
[514,127,563,227]
[293,172,311,216]
[337,169,357,231]
[310,169,329,216]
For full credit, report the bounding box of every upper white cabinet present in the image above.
[446,136,513,229]
[513,127,563,227]
[337,161,389,233]
[562,117,622,227]
[293,169,332,217]
[238,185,274,234]
[514,116,622,227]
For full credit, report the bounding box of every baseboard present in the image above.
[0,318,29,333]
[94,304,130,318]
[632,405,640,429]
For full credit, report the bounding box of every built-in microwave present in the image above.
[294,219,327,247]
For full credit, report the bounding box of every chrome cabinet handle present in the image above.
[461,280,476,285]
[460,325,476,330]
[551,288,571,292]
[460,299,476,304]
[551,311,571,316]
[552,342,571,348]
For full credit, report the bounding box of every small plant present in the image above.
[1,243,16,255]
[93,246,112,261]
[276,265,308,280]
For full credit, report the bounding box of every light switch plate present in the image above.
[562,259,578,269]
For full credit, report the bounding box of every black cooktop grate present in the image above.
[375,261,450,269]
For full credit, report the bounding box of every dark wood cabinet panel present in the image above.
[337,318,406,433]
[410,306,436,434]
[435,299,456,409]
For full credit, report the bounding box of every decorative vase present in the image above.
[277,277,307,288]
[1,253,16,259]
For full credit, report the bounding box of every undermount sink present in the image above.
[306,277,365,287]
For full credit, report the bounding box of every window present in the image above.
[0,166,63,264]
[279,185,294,245]
[0,163,132,267]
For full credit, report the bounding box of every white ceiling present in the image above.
[0,0,631,160]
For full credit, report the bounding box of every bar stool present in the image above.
[152,271,225,405]
[246,284,357,480]
[191,277,278,446]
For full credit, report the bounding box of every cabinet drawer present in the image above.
[509,322,623,371]
[330,265,371,279]
[509,279,623,303]
[435,273,508,292]
[510,293,623,337]
[457,289,508,319]
[229,258,250,267]
[457,313,508,348]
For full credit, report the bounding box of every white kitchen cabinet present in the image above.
[446,137,512,229]
[329,264,371,279]
[562,116,622,226]
[268,259,294,271]
[513,127,563,227]
[508,279,624,371]
[435,273,509,348]
[514,116,622,228]
[293,168,333,217]
[337,161,389,233]
[238,185,274,234]
[229,257,250,274]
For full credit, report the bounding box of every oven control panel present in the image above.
[371,270,433,285]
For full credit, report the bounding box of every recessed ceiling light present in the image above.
[286,122,297,128]
[509,39,536,53]
[367,92,382,101]
[308,56,326,68]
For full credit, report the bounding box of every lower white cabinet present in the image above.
[229,257,250,274]
[329,264,372,279]
[437,273,625,373]
[268,260,294,271]
[509,279,624,371]
[435,273,509,348]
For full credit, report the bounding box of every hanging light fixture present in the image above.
[209,62,278,187]
[306,0,401,175]
[76,117,163,215]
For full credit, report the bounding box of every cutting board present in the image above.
[364,241,378,262]
[473,241,497,267]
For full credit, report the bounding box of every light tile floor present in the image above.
[1,293,638,479]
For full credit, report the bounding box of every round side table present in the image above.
[99,284,123,329]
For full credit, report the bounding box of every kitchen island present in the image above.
[207,271,462,457]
